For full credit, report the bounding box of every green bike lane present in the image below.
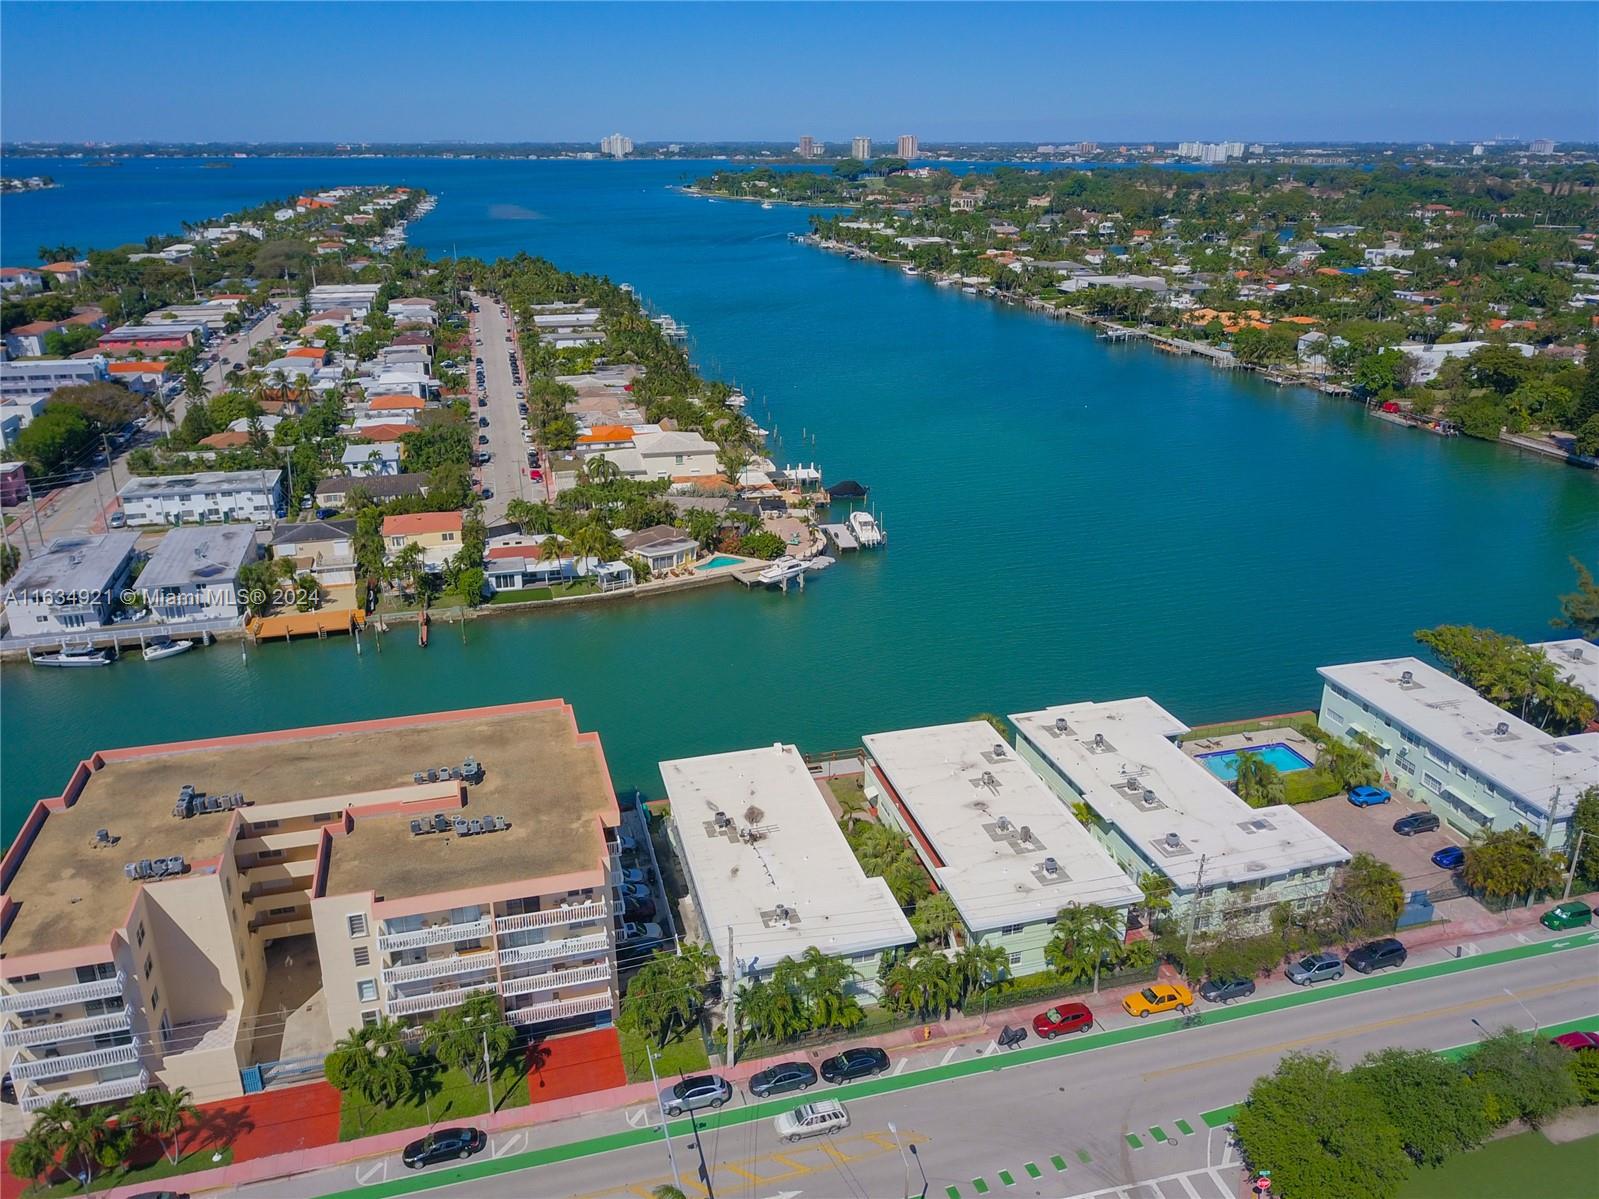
[321,930,1599,1199]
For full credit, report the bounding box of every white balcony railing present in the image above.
[10,1041,140,1082]
[2,1008,131,1049]
[20,1070,147,1113]
[498,933,610,969]
[0,973,125,1014]
[500,962,611,997]
[506,992,613,1026]
[378,917,494,952]
[382,950,499,986]
[494,900,609,934]
[385,982,496,1018]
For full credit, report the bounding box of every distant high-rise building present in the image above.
[1472,143,1484,156]
[1177,141,1202,159]
[1248,144,1265,155]
[851,136,872,161]
[897,134,919,159]
[798,135,820,158]
[1529,138,1557,155]
[600,133,633,158]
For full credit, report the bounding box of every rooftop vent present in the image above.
[1048,716,1071,738]
[1153,831,1192,858]
[981,770,998,788]
[992,743,1007,758]
[714,811,732,830]
[996,815,1012,833]
[1042,856,1059,875]
[1018,825,1033,845]
[1494,721,1510,737]
[1088,732,1115,754]
[1238,818,1276,834]
[1398,670,1420,689]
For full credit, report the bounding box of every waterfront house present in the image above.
[619,525,700,573]
[269,519,358,589]
[575,425,638,455]
[1317,657,1599,841]
[0,267,44,294]
[0,701,624,1109]
[118,470,283,527]
[313,471,429,510]
[39,261,89,288]
[1011,698,1349,937]
[135,525,257,624]
[383,510,463,572]
[660,744,915,995]
[2,532,139,636]
[864,721,1143,973]
[610,429,718,482]
[340,443,403,476]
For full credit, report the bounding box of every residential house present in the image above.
[135,526,258,624]
[0,461,28,508]
[2,532,139,635]
[118,470,283,527]
[620,525,699,573]
[4,321,67,358]
[313,472,430,511]
[340,443,403,476]
[39,261,89,288]
[383,511,463,572]
[98,324,204,356]
[106,361,177,395]
[269,519,358,588]
[387,298,438,324]
[0,268,43,294]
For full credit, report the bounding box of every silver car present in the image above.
[660,1074,731,1116]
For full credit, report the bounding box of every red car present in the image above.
[1552,1031,1599,1052]
[1031,1002,1094,1039]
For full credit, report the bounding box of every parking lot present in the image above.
[1297,790,1471,892]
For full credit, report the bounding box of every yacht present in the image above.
[142,638,196,662]
[848,510,885,548]
[757,556,808,585]
[33,643,113,668]
[902,265,920,276]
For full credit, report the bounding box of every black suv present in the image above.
[1198,976,1256,1004]
[1394,812,1441,836]
[1346,938,1408,974]
[748,1060,818,1098]
[820,1047,889,1083]
[402,1127,485,1169]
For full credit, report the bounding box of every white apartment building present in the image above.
[118,470,283,527]
[897,134,919,159]
[2,532,139,636]
[1,357,111,404]
[134,526,258,624]
[306,284,382,317]
[1529,639,1599,705]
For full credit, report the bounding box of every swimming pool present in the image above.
[1196,742,1314,781]
[699,555,744,570]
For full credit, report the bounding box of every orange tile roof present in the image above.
[383,511,462,538]
[355,423,412,442]
[368,395,425,411]
[285,346,327,360]
[41,262,83,274]
[107,360,172,374]
[1281,315,1321,325]
[199,430,251,449]
[576,424,637,444]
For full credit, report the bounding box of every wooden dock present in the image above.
[820,523,859,551]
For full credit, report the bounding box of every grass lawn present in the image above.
[1397,1130,1599,1199]
[826,774,869,817]
[489,586,553,604]
[337,1061,530,1141]
[618,1026,709,1085]
[20,1146,234,1198]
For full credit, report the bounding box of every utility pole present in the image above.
[1185,854,1209,952]
[643,1044,683,1192]
[481,1024,495,1114]
[724,925,736,1066]
[1564,828,1589,900]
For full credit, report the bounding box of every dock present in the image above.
[820,523,859,551]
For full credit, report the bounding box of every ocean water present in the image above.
[3,157,1595,823]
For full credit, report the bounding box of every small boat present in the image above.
[848,510,886,548]
[33,643,113,668]
[902,266,920,276]
[805,555,836,572]
[757,556,808,585]
[142,638,195,662]
[761,201,774,210]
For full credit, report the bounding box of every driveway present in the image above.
[1297,791,1472,893]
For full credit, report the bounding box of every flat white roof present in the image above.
[863,721,1142,932]
[120,470,282,500]
[660,745,914,975]
[1529,640,1599,703]
[1318,657,1599,821]
[3,532,138,599]
[1011,698,1350,890]
[137,526,256,591]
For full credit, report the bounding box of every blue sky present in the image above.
[3,2,1595,143]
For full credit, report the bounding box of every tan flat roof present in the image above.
[2,703,618,962]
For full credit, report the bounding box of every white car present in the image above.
[773,1101,850,1143]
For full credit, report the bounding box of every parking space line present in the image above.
[353,1160,386,1186]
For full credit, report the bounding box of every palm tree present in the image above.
[911,891,962,949]
[325,1016,413,1111]
[884,947,959,1020]
[126,1085,198,1164]
[797,946,864,1031]
[584,454,621,485]
[146,393,175,436]
[736,975,809,1044]
[422,993,513,1084]
[1045,904,1123,993]
[536,534,567,577]
[953,941,1010,1008]
[6,1131,56,1193]
[49,1101,119,1189]
[569,523,621,567]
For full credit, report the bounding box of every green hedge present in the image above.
[1283,768,1343,805]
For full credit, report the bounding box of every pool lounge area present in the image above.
[1195,741,1315,781]
[697,554,750,571]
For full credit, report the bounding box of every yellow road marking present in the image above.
[1143,977,1591,1080]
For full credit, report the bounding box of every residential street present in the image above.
[234,934,1599,1199]
[468,293,533,524]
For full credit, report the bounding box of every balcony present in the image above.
[494,901,609,934]
[382,949,499,986]
[386,982,496,1018]
[1,973,126,1014]
[20,1070,147,1113]
[379,917,494,952]
[506,993,613,1026]
[2,1008,132,1049]
[10,1041,141,1082]
[498,932,610,969]
[500,962,611,997]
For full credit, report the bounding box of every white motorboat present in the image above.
[32,643,113,668]
[805,555,836,572]
[848,510,886,548]
[902,266,920,276]
[142,638,196,662]
[761,201,774,209]
[757,556,808,585]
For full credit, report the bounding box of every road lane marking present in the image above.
[624,1106,656,1128]
[353,1160,386,1186]
[892,1058,909,1075]
[941,1047,960,1066]
[491,1131,526,1158]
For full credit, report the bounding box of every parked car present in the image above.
[774,1100,850,1143]
[1286,953,1345,985]
[1122,983,1195,1019]
[617,881,651,902]
[820,1047,889,1083]
[1541,901,1593,931]
[108,511,127,528]
[478,435,490,445]
[1031,1002,1094,1038]
[748,1061,818,1098]
[401,1127,485,1169]
[479,416,490,427]
[1393,812,1441,836]
[1345,938,1407,974]
[1198,976,1256,1005]
[660,1074,731,1116]
[616,866,649,885]
[479,488,493,500]
[625,898,657,922]
[619,921,663,943]
[1431,845,1466,870]
[1347,786,1392,808]
[1551,1031,1599,1052]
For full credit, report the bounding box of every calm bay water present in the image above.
[3,157,1596,824]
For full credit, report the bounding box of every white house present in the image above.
[340,444,403,476]
[615,430,719,481]
[0,268,44,294]
[118,470,284,527]
[1399,341,1534,384]
[386,298,437,324]
[619,525,700,572]
[306,284,382,317]
[135,526,258,623]
[2,532,139,635]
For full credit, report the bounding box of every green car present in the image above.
[1540,901,1593,931]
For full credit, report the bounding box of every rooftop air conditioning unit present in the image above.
[1054,717,1069,733]
[714,811,732,830]
[1093,733,1106,748]
[1495,721,1510,736]
[1400,670,1415,685]
[1163,832,1182,849]
[1042,856,1059,875]
[992,743,1006,758]
[1125,777,1141,791]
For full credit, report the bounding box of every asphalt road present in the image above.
[468,294,532,524]
[237,936,1599,1199]
[194,299,293,422]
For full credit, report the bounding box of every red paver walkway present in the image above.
[190,1079,343,1162]
[525,1027,627,1103]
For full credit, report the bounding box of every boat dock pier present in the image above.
[821,523,859,552]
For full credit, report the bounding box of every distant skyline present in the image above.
[2,2,1596,144]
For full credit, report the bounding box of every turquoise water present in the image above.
[700,556,744,570]
[3,158,1596,828]
[1196,743,1315,781]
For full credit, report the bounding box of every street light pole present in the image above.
[890,1122,911,1199]
[643,1044,683,1192]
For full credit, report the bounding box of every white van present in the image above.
[773,1100,850,1143]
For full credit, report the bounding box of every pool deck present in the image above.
[1179,724,1321,769]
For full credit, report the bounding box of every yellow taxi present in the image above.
[1122,982,1195,1019]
